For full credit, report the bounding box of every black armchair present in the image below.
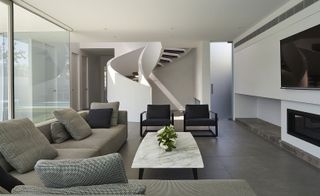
[184,104,218,137]
[140,105,174,137]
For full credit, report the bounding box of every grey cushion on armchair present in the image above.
[35,153,128,188]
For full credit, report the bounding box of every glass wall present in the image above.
[13,4,70,123]
[0,1,9,121]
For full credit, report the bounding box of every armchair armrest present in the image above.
[171,112,175,125]
[140,111,147,122]
[210,111,218,121]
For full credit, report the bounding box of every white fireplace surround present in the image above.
[281,101,320,158]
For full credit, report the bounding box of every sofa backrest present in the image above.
[35,110,127,144]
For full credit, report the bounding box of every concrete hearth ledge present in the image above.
[236,118,320,169]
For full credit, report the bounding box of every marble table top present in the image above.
[132,132,204,168]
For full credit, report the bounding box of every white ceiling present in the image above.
[22,0,290,43]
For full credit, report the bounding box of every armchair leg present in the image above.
[171,113,175,125]
[140,125,144,137]
[215,124,218,137]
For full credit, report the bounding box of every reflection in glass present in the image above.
[0,1,9,121]
[14,4,70,123]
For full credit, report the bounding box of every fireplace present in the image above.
[287,109,320,147]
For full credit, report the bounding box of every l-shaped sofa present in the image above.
[1,110,256,196]
[8,110,128,186]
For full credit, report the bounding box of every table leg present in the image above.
[139,168,144,179]
[192,168,198,179]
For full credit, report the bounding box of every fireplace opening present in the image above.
[287,109,320,147]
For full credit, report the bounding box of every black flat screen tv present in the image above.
[281,24,320,89]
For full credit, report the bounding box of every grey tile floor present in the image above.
[119,119,320,196]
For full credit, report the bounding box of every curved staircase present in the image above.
[107,44,192,121]
[156,48,191,68]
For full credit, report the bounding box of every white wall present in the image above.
[195,41,211,106]
[257,97,281,126]
[234,94,257,118]
[234,1,320,104]
[152,49,196,109]
[233,1,320,158]
[80,42,146,57]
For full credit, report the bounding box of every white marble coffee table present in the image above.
[132,132,204,179]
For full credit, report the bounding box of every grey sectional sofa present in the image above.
[9,110,128,186]
[2,110,256,196]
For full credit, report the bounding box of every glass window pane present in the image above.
[14,4,70,123]
[0,1,9,121]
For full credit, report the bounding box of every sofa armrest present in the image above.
[0,186,9,194]
[118,110,127,125]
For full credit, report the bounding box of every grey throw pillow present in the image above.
[0,153,14,172]
[0,118,58,173]
[35,153,128,188]
[50,122,70,144]
[90,102,120,126]
[12,183,146,195]
[53,109,92,140]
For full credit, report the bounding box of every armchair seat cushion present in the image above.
[141,119,171,126]
[185,118,216,126]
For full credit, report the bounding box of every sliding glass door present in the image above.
[0,0,9,121]
[0,1,70,123]
[13,4,70,123]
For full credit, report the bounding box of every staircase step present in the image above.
[160,57,172,63]
[162,54,178,59]
[157,63,165,67]
[162,52,180,57]
[163,48,186,54]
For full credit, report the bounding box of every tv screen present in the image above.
[281,24,320,89]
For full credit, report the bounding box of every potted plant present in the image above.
[157,125,177,152]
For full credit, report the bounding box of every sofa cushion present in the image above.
[55,148,98,160]
[35,119,56,143]
[53,109,92,140]
[12,183,146,195]
[35,153,128,188]
[9,170,42,187]
[0,118,58,173]
[10,148,98,186]
[91,102,120,126]
[87,108,113,128]
[53,125,127,155]
[50,122,70,144]
[129,179,256,196]
[0,153,13,172]
[0,167,24,193]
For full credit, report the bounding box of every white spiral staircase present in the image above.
[107,44,191,121]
